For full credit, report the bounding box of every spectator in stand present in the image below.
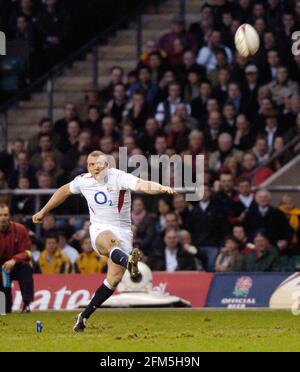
[10,176,35,216]
[203,110,224,151]
[11,14,42,79]
[209,133,243,173]
[252,136,270,165]
[8,151,36,189]
[179,230,204,271]
[270,136,293,172]
[159,15,197,56]
[239,151,273,187]
[207,49,230,88]
[191,81,212,123]
[178,50,206,84]
[54,103,79,141]
[243,232,281,272]
[35,233,72,274]
[30,133,63,170]
[154,198,172,233]
[197,30,233,72]
[27,118,59,157]
[0,203,34,313]
[138,118,163,156]
[139,39,167,67]
[155,81,185,126]
[242,65,260,119]
[222,103,236,137]
[214,172,237,220]
[37,0,71,68]
[41,213,57,238]
[148,51,168,85]
[172,193,193,231]
[175,103,198,131]
[68,154,88,181]
[63,130,95,172]
[166,115,190,153]
[226,82,244,114]
[260,109,283,153]
[74,236,107,274]
[215,236,243,272]
[0,140,23,177]
[183,67,204,102]
[233,224,254,256]
[58,230,79,264]
[125,91,150,132]
[105,84,128,126]
[167,36,188,69]
[198,98,220,129]
[189,3,214,46]
[100,116,121,144]
[244,190,293,252]
[284,94,300,127]
[189,185,224,271]
[129,66,158,106]
[233,114,255,151]
[58,120,81,153]
[264,49,281,83]
[83,89,104,113]
[131,197,155,257]
[83,106,102,141]
[101,66,124,102]
[213,68,230,106]
[260,66,299,107]
[38,154,63,186]
[0,171,10,206]
[148,228,196,272]
[230,177,255,225]
[279,195,300,255]
[99,137,115,155]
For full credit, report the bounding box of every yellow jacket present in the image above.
[37,249,72,274]
[279,206,300,244]
[74,251,108,274]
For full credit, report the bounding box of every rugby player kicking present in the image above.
[32,151,176,332]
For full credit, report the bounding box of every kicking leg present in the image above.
[74,260,125,332]
[95,230,141,279]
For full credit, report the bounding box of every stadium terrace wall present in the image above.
[11,272,300,311]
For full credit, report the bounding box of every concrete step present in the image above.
[157,4,201,14]
[52,76,111,91]
[91,45,137,60]
[141,13,201,28]
[8,107,64,126]
[65,59,136,76]
[18,91,85,108]
[110,29,169,45]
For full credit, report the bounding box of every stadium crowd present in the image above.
[1,0,300,274]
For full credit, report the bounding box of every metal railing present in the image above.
[1,181,300,238]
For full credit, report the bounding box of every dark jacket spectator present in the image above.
[148,229,196,271]
[244,190,293,249]
[243,232,282,272]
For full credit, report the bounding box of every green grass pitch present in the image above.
[0,310,299,352]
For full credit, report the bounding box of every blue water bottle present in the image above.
[36,321,43,333]
[1,269,11,289]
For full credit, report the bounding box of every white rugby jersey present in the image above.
[69,168,139,229]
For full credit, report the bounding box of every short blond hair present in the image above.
[88,150,105,158]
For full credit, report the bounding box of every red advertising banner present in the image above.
[12,273,212,310]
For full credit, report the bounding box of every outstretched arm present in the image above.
[135,179,176,195]
[32,183,73,224]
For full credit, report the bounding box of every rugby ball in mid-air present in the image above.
[234,24,260,57]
